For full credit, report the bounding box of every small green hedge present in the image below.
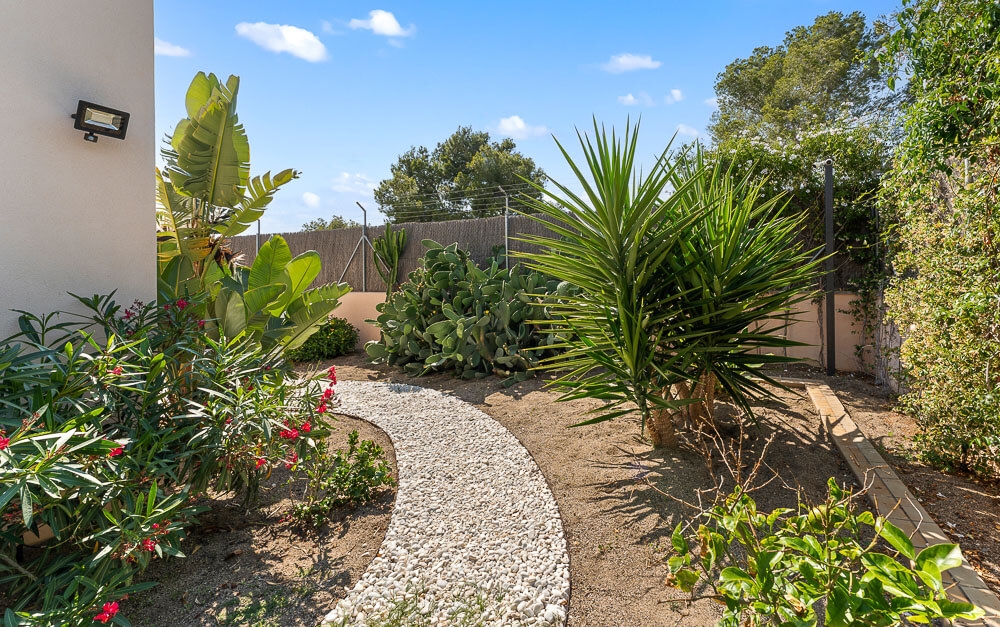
[285,316,359,362]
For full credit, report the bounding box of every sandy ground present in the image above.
[117,356,1000,626]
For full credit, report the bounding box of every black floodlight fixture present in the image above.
[71,100,130,143]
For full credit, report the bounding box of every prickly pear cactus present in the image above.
[366,239,571,384]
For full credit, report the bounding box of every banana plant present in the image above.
[212,235,351,352]
[156,72,298,296]
[155,71,350,353]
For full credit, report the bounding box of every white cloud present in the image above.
[665,88,684,104]
[301,192,321,208]
[704,96,719,109]
[601,53,661,73]
[235,22,328,62]
[349,10,415,37]
[331,172,377,195]
[497,115,548,140]
[618,92,654,106]
[321,20,338,35]
[154,37,191,57]
[676,124,700,138]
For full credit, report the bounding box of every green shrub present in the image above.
[0,293,330,626]
[285,316,359,362]
[289,430,395,528]
[665,479,984,625]
[366,240,571,384]
[879,0,1000,477]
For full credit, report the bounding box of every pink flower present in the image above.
[301,422,311,433]
[316,403,327,414]
[255,457,266,469]
[108,447,124,457]
[123,310,134,320]
[152,523,159,530]
[111,366,123,376]
[163,303,171,311]
[322,388,334,400]
[197,320,205,328]
[279,428,299,440]
[0,435,9,451]
[142,538,157,552]
[94,612,111,624]
[176,299,188,310]
[327,366,337,384]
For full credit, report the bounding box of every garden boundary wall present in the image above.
[232,216,889,376]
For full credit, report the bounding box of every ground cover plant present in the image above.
[366,239,571,384]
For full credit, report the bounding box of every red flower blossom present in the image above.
[163,303,171,311]
[327,366,337,384]
[279,428,299,440]
[316,403,327,414]
[255,457,266,469]
[108,446,124,457]
[301,422,311,433]
[123,310,134,320]
[94,601,119,623]
[322,388,334,400]
[176,299,188,310]
[197,320,205,328]
[152,523,159,530]
[0,436,9,451]
[142,538,157,552]
[284,452,298,469]
[111,366,123,376]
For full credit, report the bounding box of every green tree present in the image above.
[374,126,545,222]
[709,11,882,141]
[879,0,1000,477]
[301,214,360,231]
[707,11,893,362]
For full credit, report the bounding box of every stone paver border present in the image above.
[798,381,1000,627]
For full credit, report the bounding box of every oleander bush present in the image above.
[285,316,360,362]
[0,293,330,626]
[366,240,572,384]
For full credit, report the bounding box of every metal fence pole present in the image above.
[825,159,836,375]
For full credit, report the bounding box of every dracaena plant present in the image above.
[518,120,822,447]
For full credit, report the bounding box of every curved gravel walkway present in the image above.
[321,381,570,626]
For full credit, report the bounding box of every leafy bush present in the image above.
[366,240,570,384]
[290,430,395,528]
[0,294,329,625]
[285,317,359,362]
[665,479,984,625]
[879,0,1000,477]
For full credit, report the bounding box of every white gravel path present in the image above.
[321,381,570,627]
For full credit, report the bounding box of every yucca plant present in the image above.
[518,121,823,447]
[517,120,707,447]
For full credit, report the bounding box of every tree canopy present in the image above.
[374,127,545,223]
[301,214,360,231]
[709,11,883,142]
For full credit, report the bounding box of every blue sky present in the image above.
[154,0,900,233]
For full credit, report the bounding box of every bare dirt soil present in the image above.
[123,415,397,627]
[120,356,1000,626]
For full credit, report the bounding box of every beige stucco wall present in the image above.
[0,2,155,339]
[338,291,869,372]
[338,292,385,348]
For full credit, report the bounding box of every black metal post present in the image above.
[825,159,836,375]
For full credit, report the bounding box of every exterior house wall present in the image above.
[0,1,155,338]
